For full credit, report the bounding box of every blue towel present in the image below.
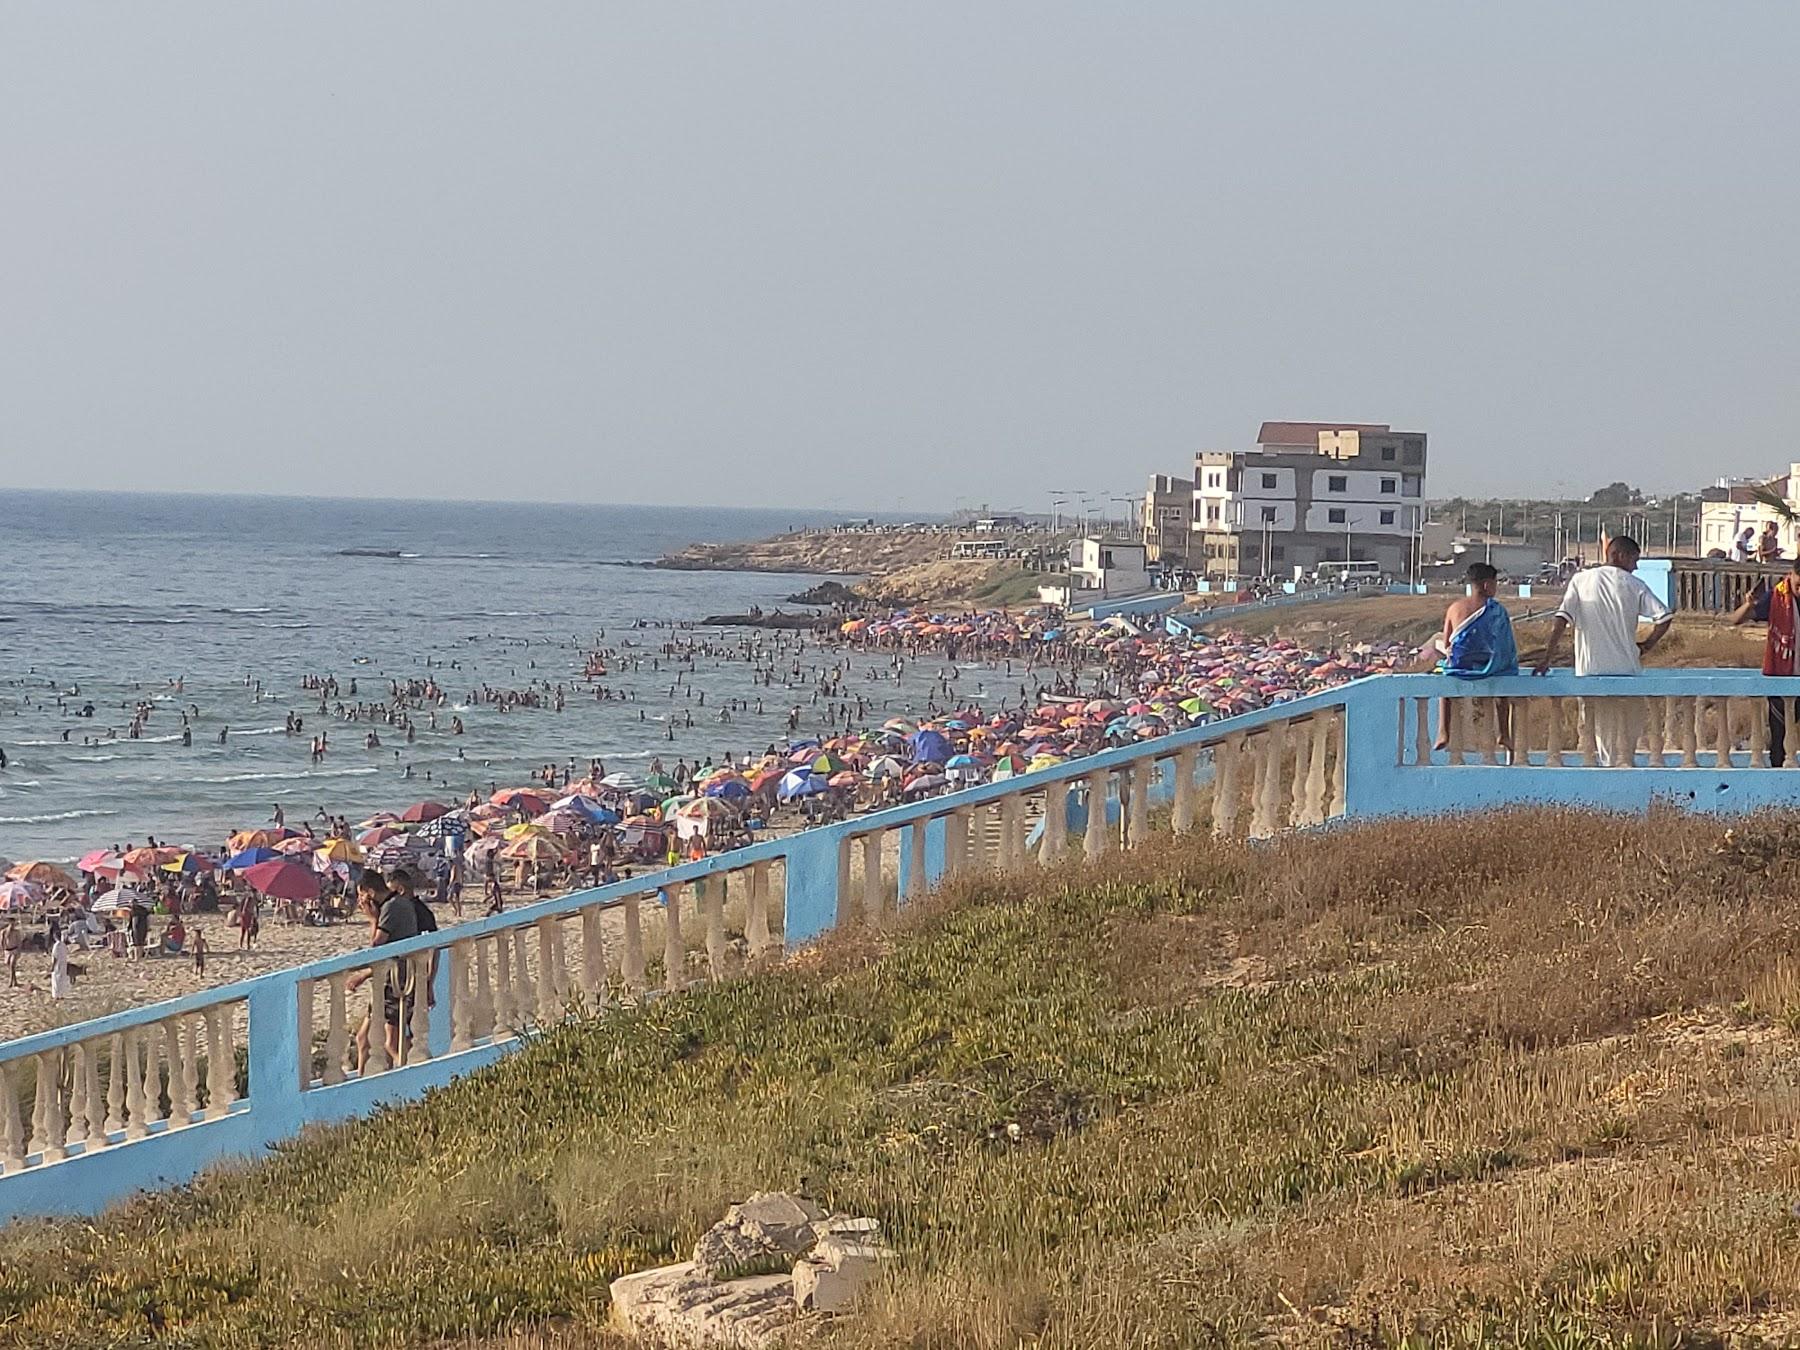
[1444,598,1519,678]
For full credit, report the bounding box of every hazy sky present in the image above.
[3,3,1796,513]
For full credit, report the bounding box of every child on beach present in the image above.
[192,927,207,976]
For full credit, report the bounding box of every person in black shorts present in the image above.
[347,873,418,1071]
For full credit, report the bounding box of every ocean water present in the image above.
[0,491,954,863]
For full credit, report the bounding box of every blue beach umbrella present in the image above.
[909,729,952,764]
[778,770,829,801]
[223,847,280,870]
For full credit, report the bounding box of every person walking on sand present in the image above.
[1534,535,1672,765]
[2,918,20,988]
[48,932,72,1000]
[191,927,208,976]
[235,892,259,949]
[1730,551,1800,765]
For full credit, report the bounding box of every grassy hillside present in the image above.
[6,811,1800,1347]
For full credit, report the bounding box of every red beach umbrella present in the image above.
[400,800,451,823]
[241,860,321,902]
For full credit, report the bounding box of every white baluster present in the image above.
[407,953,433,1065]
[1125,768,1149,849]
[137,1026,165,1129]
[579,908,606,1001]
[662,883,686,993]
[449,941,473,1052]
[471,938,496,1038]
[67,1043,90,1151]
[1303,718,1330,825]
[1680,696,1700,767]
[34,1050,66,1162]
[104,1032,125,1136]
[1171,748,1198,834]
[1001,792,1027,868]
[295,980,315,1093]
[745,863,773,963]
[861,833,884,924]
[1289,725,1313,824]
[123,1033,148,1140]
[181,1017,201,1120]
[1578,699,1599,767]
[511,925,534,1022]
[537,917,561,1023]
[704,879,727,981]
[492,931,517,1031]
[364,963,391,1075]
[1083,770,1111,858]
[1040,780,1068,861]
[1545,696,1566,766]
[622,893,647,995]
[0,1063,25,1171]
[1213,734,1244,838]
[944,810,969,877]
[1644,697,1667,767]
[323,972,349,1085]
[1329,711,1347,817]
[165,1018,195,1121]
[205,1005,237,1115]
[1714,697,1736,767]
[1414,699,1431,765]
[1750,697,1770,768]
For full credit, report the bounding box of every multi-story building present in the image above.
[1697,466,1800,557]
[1141,474,1194,564]
[1187,421,1427,579]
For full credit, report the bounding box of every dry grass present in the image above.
[8,812,1800,1346]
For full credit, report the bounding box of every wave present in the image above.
[225,607,273,614]
[233,727,290,737]
[0,779,44,788]
[186,767,381,785]
[0,808,118,825]
[68,754,121,763]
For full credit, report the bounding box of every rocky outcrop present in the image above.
[608,1193,895,1348]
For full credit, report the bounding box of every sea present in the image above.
[0,491,960,865]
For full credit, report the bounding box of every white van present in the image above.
[1313,560,1385,586]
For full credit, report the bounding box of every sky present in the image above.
[3,3,1797,515]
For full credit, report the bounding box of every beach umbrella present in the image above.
[491,787,552,815]
[399,800,451,823]
[810,752,851,776]
[356,826,405,848]
[777,770,828,801]
[882,717,916,735]
[241,860,320,902]
[5,861,76,891]
[121,845,184,875]
[0,881,44,911]
[644,772,677,794]
[314,837,365,865]
[95,886,147,915]
[866,756,905,779]
[909,730,952,764]
[703,777,751,802]
[222,846,281,870]
[674,798,732,822]
[160,852,217,874]
[463,836,506,866]
[531,809,590,836]
[357,811,400,829]
[76,849,125,877]
[227,829,282,852]
[902,773,948,796]
[501,835,571,863]
[598,771,644,792]
[273,835,319,856]
[748,768,785,794]
[503,821,554,842]
[827,770,860,788]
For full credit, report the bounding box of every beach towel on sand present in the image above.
[1442,597,1518,678]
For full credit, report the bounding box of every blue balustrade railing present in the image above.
[4,667,1800,1221]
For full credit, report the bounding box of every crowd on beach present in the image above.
[0,607,1423,1009]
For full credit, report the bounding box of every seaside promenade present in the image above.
[2,663,1800,1224]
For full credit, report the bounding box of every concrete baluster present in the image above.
[449,941,473,1052]
[406,954,433,1065]
[1083,770,1112,858]
[1304,717,1331,825]
[744,862,775,959]
[1679,696,1700,767]
[1644,698,1667,767]
[943,809,969,878]
[206,1006,237,1116]
[1577,700,1599,767]
[579,908,606,1001]
[1715,698,1736,768]
[34,1050,66,1162]
[0,1063,24,1171]
[364,962,391,1075]
[1171,748,1198,834]
[123,1032,148,1139]
[470,937,496,1037]
[71,1042,101,1147]
[164,1018,195,1121]
[1125,767,1149,850]
[137,1026,164,1129]
[537,917,561,1023]
[662,883,685,994]
[1289,724,1313,824]
[1253,724,1286,838]
[1480,698,1502,765]
[510,924,534,1022]
[1445,699,1466,766]
[181,1019,201,1120]
[906,823,927,902]
[1040,781,1068,861]
[1001,791,1026,869]
[1414,699,1431,765]
[1750,698,1770,768]
[492,931,517,1032]
[323,972,349,1085]
[1545,696,1566,766]
[704,879,727,980]
[1214,733,1244,838]
[861,833,883,923]
[621,894,647,995]
[104,1033,126,1136]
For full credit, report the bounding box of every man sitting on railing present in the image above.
[1421,562,1518,751]
[1534,535,1673,765]
[1729,552,1800,765]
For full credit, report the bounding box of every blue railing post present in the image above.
[923,815,948,886]
[780,827,845,947]
[245,975,304,1147]
[1339,685,1400,820]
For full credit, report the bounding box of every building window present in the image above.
[1380,510,1396,525]
[1328,508,1347,524]
[1271,545,1286,561]
[1328,475,1347,492]
[1261,473,1277,489]
[1381,446,1396,461]
[1260,506,1277,523]
[1381,479,1397,494]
